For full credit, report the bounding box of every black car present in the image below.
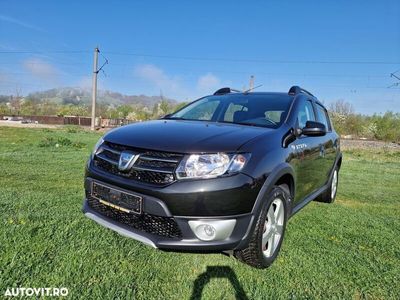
[83,86,342,268]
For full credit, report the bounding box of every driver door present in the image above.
[292,100,321,203]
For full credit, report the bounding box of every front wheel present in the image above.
[234,186,288,269]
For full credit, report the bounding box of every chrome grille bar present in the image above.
[100,144,121,155]
[139,156,179,163]
[96,152,119,166]
[131,165,173,174]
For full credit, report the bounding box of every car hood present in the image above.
[104,120,273,153]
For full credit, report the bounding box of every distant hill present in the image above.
[18,87,178,108]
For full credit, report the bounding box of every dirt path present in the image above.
[0,120,63,129]
[341,139,400,151]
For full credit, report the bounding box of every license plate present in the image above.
[91,182,142,214]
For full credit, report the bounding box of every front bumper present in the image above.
[83,199,253,251]
[82,176,257,251]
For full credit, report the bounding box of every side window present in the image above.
[297,100,315,128]
[315,104,331,131]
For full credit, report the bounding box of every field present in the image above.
[0,126,399,299]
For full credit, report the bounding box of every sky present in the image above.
[0,0,399,114]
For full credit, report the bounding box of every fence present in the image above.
[0,115,134,128]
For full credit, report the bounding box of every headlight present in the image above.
[176,153,250,179]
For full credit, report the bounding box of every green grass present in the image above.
[1,126,399,299]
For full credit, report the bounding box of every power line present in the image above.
[0,80,397,91]
[97,52,109,77]
[388,69,400,88]
[103,51,400,65]
[0,50,90,54]
[1,49,399,65]
[0,68,389,79]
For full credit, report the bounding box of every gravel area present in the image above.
[0,120,61,129]
[341,139,400,151]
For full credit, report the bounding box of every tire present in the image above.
[234,186,289,269]
[315,166,339,203]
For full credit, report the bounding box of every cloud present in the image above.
[197,73,221,92]
[77,76,92,89]
[0,15,45,32]
[22,58,59,83]
[76,75,106,91]
[134,64,181,91]
[133,65,225,100]
[134,64,185,97]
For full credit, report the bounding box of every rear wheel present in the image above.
[315,166,339,203]
[234,186,288,269]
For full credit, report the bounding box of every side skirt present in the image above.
[290,183,329,217]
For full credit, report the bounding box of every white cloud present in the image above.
[197,73,221,92]
[0,15,45,32]
[76,75,106,91]
[77,76,92,89]
[134,64,183,95]
[22,58,59,83]
[133,65,225,100]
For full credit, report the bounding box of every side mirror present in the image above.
[302,121,326,136]
[162,114,172,119]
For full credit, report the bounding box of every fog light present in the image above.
[188,219,236,241]
[203,225,215,237]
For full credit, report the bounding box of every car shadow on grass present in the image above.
[190,266,249,300]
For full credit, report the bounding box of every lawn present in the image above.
[0,126,399,299]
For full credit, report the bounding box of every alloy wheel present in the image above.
[331,170,338,199]
[262,198,285,258]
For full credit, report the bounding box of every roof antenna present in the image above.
[249,75,254,90]
[244,84,263,94]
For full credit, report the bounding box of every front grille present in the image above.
[87,195,182,238]
[93,142,183,185]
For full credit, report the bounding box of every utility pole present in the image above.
[249,75,254,91]
[91,47,99,131]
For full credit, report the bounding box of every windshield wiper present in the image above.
[218,120,269,128]
[162,116,188,120]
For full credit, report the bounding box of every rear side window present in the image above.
[315,104,331,131]
[297,100,315,128]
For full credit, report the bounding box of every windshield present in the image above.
[168,94,292,128]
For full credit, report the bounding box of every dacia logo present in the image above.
[118,151,139,171]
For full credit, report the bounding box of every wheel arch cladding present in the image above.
[252,163,295,214]
[337,155,343,169]
[236,163,295,250]
[275,173,295,199]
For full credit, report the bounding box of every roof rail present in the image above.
[288,86,315,97]
[213,87,242,95]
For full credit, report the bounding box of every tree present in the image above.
[0,103,9,115]
[328,100,355,136]
[116,105,133,119]
[329,99,354,115]
[173,101,188,112]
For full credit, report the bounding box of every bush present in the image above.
[38,136,86,148]
[329,100,400,143]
